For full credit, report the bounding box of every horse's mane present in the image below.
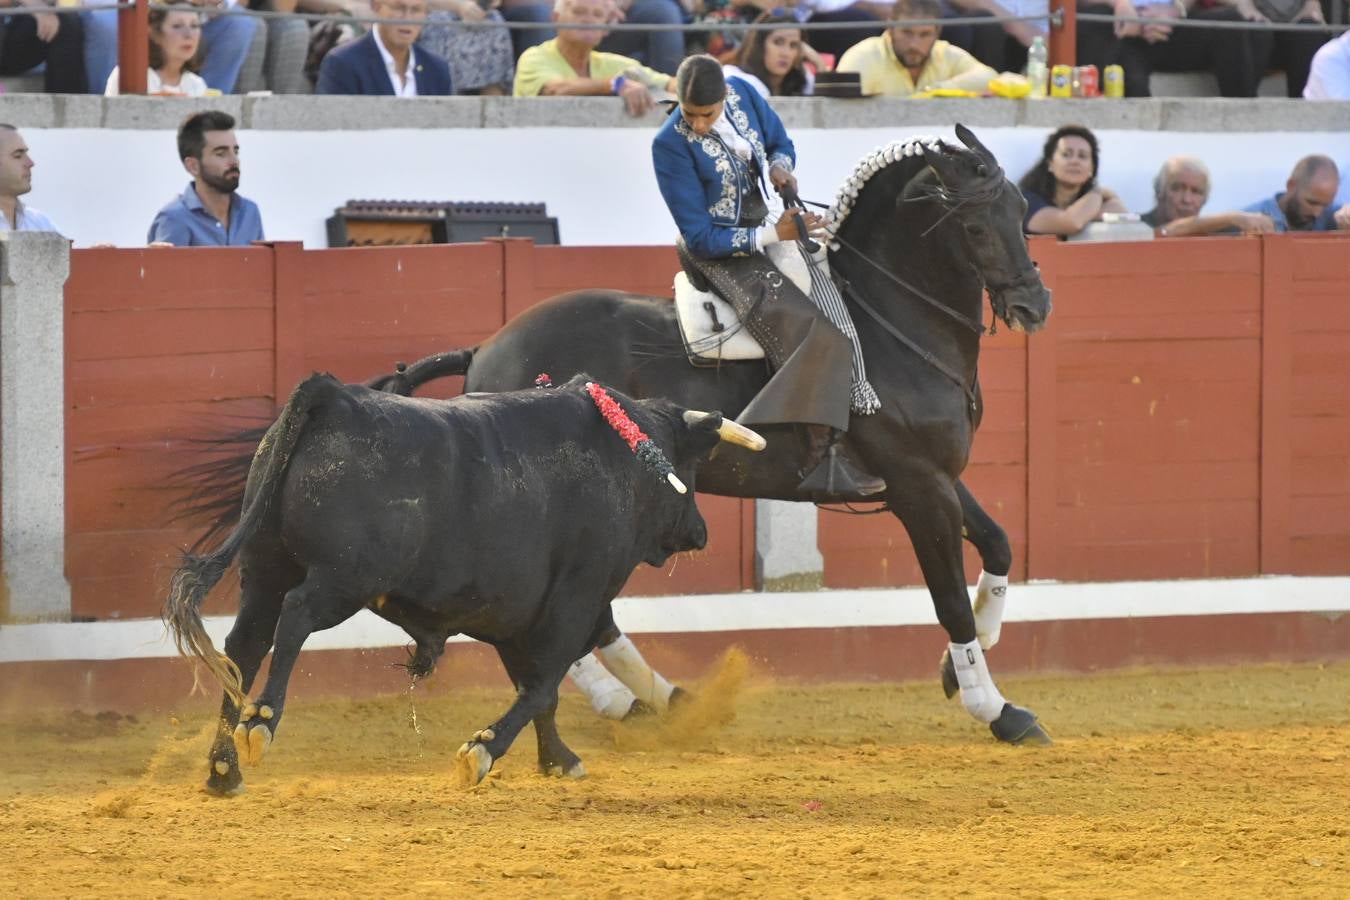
[825,135,948,248]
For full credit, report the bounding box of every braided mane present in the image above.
[825,136,946,248]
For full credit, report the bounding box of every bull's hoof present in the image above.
[989,703,1052,746]
[622,699,655,721]
[939,649,959,699]
[205,757,244,796]
[668,686,694,711]
[455,742,494,789]
[232,721,273,765]
[541,760,587,780]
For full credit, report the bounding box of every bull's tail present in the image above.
[163,374,338,706]
[362,348,475,396]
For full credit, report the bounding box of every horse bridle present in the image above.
[794,171,1027,413]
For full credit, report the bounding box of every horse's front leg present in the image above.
[888,474,1050,745]
[939,479,1012,698]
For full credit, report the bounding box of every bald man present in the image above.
[1243,155,1350,233]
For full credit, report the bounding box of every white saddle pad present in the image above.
[673,241,814,362]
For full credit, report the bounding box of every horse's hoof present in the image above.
[668,686,694,711]
[455,742,494,789]
[989,703,1052,746]
[623,699,655,721]
[233,722,273,765]
[564,761,587,780]
[939,649,958,699]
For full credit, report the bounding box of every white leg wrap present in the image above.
[597,635,675,712]
[949,639,1006,724]
[568,654,637,721]
[972,570,1008,651]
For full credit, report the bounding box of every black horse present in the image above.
[373,125,1053,743]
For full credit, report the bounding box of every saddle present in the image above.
[673,241,813,366]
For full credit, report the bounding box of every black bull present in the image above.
[165,373,762,794]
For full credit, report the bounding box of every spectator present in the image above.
[943,0,1046,73]
[1018,124,1128,236]
[418,0,516,94]
[689,0,778,60]
[82,0,262,95]
[0,2,88,93]
[836,0,996,97]
[1303,28,1349,99]
[1242,154,1349,231]
[798,0,892,61]
[599,0,686,77]
[316,0,453,94]
[148,111,265,246]
[1246,0,1328,99]
[105,5,210,97]
[500,0,555,59]
[1144,155,1276,236]
[0,125,60,233]
[723,10,820,97]
[513,0,675,117]
[235,0,314,94]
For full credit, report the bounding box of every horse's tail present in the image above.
[163,374,337,706]
[363,348,475,397]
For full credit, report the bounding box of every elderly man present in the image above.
[0,125,61,234]
[1145,156,1276,238]
[1244,155,1350,233]
[316,0,452,95]
[514,0,675,116]
[836,0,996,97]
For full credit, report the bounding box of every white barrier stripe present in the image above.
[0,576,1345,665]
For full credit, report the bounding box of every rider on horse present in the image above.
[651,54,886,498]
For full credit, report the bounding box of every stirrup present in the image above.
[797,445,886,497]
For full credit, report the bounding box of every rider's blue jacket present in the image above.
[652,77,796,260]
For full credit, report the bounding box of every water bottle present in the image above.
[1026,35,1048,100]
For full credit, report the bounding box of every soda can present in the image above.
[1103,64,1125,98]
[1050,65,1072,98]
[1074,65,1100,98]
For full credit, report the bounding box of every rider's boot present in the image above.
[796,424,886,497]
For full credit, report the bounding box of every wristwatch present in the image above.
[611,75,627,96]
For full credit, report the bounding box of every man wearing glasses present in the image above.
[316,0,453,95]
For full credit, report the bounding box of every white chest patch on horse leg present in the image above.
[973,571,1009,650]
[597,635,675,712]
[949,639,1006,724]
[568,654,638,721]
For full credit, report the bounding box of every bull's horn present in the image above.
[683,411,767,451]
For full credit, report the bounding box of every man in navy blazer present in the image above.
[316,0,453,96]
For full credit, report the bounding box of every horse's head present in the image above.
[916,125,1052,333]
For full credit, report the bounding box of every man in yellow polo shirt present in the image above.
[837,0,997,97]
[514,0,677,117]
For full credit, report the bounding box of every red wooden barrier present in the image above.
[54,236,1350,620]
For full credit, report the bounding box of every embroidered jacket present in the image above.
[652,77,796,260]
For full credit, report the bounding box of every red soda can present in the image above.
[1073,65,1100,98]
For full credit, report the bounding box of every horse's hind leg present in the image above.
[939,480,1012,698]
[205,556,298,795]
[888,475,1049,746]
[592,612,689,715]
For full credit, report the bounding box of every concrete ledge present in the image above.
[1,94,1348,132]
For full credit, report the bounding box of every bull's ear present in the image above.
[682,410,723,434]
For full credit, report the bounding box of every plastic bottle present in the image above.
[1026,35,1048,100]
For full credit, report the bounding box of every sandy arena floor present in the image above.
[3,655,1347,898]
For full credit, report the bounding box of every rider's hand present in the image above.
[775,211,825,243]
[769,166,797,198]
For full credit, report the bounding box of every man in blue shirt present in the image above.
[0,124,62,234]
[148,111,265,247]
[1243,155,1349,233]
